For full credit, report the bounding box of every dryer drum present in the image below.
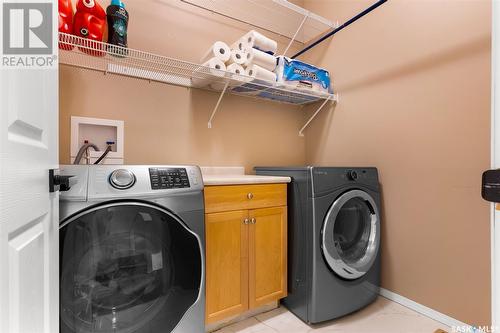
[59,202,203,333]
[321,190,380,280]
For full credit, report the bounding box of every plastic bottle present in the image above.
[106,0,129,57]
[58,0,74,50]
[73,0,107,57]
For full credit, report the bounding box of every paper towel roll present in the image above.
[229,49,246,65]
[210,63,246,91]
[245,64,276,83]
[201,41,231,63]
[275,55,331,94]
[244,48,276,71]
[243,30,277,55]
[192,57,226,87]
[230,38,247,51]
[227,63,245,75]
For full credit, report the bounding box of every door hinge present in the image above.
[49,169,76,193]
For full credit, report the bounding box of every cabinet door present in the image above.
[249,206,287,309]
[205,210,249,323]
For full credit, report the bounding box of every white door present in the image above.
[0,1,59,332]
[493,0,500,326]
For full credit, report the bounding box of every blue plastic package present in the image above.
[275,56,332,94]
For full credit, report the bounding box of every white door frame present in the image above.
[492,0,500,327]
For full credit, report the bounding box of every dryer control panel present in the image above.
[149,167,190,189]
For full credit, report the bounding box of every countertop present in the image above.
[201,166,291,186]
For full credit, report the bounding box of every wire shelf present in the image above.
[179,0,336,44]
[58,33,335,106]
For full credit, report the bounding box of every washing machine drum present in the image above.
[59,202,202,333]
[321,190,380,280]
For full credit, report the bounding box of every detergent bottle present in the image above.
[73,0,107,56]
[58,0,74,50]
[106,0,129,57]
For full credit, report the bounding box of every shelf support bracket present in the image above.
[208,81,230,129]
[283,12,309,57]
[298,95,336,137]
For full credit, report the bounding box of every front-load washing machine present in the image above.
[59,165,205,333]
[255,166,381,324]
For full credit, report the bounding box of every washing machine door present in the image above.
[59,202,202,333]
[321,190,380,280]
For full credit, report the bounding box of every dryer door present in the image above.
[321,190,380,280]
[59,202,202,333]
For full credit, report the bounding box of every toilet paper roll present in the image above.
[201,41,231,63]
[243,30,278,55]
[191,57,226,87]
[229,49,246,65]
[245,64,276,83]
[244,48,277,71]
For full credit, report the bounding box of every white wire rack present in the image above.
[59,33,337,133]
[179,0,336,45]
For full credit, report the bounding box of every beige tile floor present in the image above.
[214,297,450,333]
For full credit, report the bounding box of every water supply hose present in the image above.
[94,141,115,164]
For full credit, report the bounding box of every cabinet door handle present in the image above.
[250,218,256,224]
[247,193,254,199]
[243,218,250,224]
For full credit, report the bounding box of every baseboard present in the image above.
[379,288,483,332]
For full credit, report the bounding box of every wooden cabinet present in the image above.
[204,184,288,324]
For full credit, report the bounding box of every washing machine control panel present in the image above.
[149,167,190,190]
[346,170,358,181]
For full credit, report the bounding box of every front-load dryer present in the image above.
[255,166,381,324]
[59,165,205,333]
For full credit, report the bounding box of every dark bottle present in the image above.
[106,0,128,57]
